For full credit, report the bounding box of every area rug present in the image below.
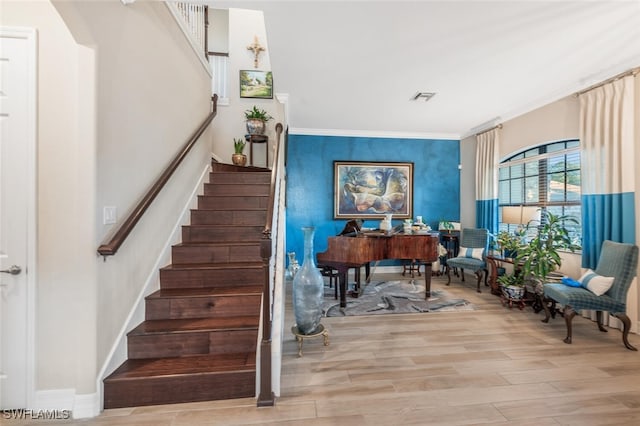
[323,279,475,317]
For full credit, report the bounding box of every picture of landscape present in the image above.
[240,70,273,99]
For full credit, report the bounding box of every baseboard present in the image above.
[31,389,99,419]
[93,163,211,414]
[72,392,100,419]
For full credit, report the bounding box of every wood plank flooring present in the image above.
[14,272,640,425]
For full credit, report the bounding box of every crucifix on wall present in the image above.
[247,36,265,69]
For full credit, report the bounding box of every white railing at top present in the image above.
[176,2,207,53]
[165,2,211,75]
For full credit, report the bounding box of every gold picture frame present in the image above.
[334,161,413,219]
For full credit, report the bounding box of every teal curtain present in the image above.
[580,75,636,268]
[475,128,499,237]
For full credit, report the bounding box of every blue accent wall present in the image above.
[286,134,461,264]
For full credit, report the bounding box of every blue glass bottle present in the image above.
[292,227,324,334]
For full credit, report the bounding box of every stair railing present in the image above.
[166,2,209,62]
[258,122,285,406]
[97,95,218,257]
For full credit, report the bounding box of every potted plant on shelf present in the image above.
[244,105,273,135]
[232,138,247,166]
[496,230,524,259]
[439,220,455,233]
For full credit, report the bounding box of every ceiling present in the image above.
[212,1,640,139]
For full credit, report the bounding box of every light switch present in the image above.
[103,206,117,225]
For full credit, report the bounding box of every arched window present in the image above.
[498,139,581,247]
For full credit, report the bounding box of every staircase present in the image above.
[103,162,271,409]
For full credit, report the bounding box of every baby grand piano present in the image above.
[316,222,440,308]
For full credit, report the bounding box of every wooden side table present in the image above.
[440,233,459,275]
[440,233,459,258]
[244,134,269,167]
[486,254,511,296]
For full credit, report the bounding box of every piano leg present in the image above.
[424,262,432,300]
[336,265,350,309]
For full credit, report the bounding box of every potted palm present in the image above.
[232,138,247,166]
[244,105,273,135]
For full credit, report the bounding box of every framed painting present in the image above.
[334,161,413,219]
[239,70,273,99]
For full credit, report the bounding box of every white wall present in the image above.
[1,0,214,415]
[210,8,283,167]
[1,0,98,398]
[208,8,229,53]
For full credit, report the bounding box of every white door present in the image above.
[0,28,36,410]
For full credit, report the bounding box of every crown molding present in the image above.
[288,127,460,141]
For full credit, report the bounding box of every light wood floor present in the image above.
[12,272,640,425]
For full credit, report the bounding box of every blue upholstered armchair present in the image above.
[542,240,639,350]
[445,228,489,293]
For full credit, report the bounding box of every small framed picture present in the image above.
[239,70,273,99]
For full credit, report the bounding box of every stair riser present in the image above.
[209,172,270,184]
[182,226,263,242]
[103,371,255,409]
[159,268,263,289]
[204,183,270,197]
[128,329,258,359]
[190,210,267,226]
[171,244,262,264]
[146,294,262,320]
[198,195,268,210]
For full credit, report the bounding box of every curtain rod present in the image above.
[475,123,502,137]
[575,67,640,97]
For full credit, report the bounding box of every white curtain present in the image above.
[579,75,637,331]
[475,128,499,235]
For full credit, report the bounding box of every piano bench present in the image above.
[402,259,422,278]
[318,265,339,299]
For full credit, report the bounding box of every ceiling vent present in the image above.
[411,92,436,102]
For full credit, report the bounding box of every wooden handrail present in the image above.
[257,122,284,407]
[263,123,283,238]
[97,95,218,257]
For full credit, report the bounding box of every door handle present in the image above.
[0,265,22,275]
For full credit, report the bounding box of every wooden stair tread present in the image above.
[185,224,264,228]
[190,207,267,211]
[129,316,259,335]
[161,261,264,270]
[173,241,262,248]
[149,285,263,299]
[105,353,256,380]
[105,161,269,408]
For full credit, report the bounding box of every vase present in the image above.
[246,118,265,135]
[292,226,324,335]
[232,153,247,166]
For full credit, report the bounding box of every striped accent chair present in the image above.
[542,240,639,350]
[445,228,489,293]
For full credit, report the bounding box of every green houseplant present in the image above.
[232,138,247,166]
[496,230,524,258]
[497,270,525,301]
[515,210,580,283]
[244,106,273,135]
